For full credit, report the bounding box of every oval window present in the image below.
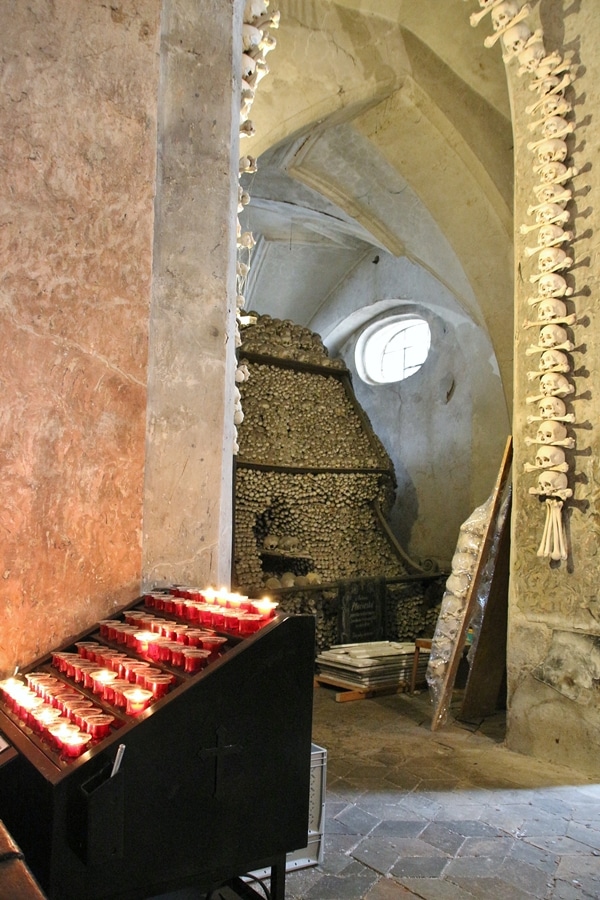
[356,316,431,385]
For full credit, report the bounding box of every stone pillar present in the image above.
[507,3,600,777]
[142,0,242,590]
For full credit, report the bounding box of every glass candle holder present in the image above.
[182,648,211,674]
[90,669,118,698]
[123,688,153,716]
[238,613,264,635]
[81,712,115,738]
[201,635,228,654]
[143,672,175,698]
[61,731,92,758]
[251,599,279,619]
[75,641,101,660]
[48,720,80,752]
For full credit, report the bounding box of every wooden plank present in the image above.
[314,674,405,702]
[459,490,511,721]
[430,436,512,731]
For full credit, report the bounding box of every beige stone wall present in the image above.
[507,3,600,777]
[0,2,161,670]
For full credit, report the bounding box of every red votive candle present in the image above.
[201,635,228,654]
[143,672,175,698]
[123,688,153,716]
[238,613,264,635]
[251,598,279,619]
[81,712,115,738]
[182,648,211,674]
[61,731,92,758]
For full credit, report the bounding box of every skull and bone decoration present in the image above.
[466,0,582,563]
[233,0,281,454]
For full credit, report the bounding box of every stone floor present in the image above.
[156,685,600,900]
[281,684,600,900]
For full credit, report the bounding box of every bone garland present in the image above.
[233,2,280,455]
[463,2,582,564]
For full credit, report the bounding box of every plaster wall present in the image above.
[313,252,509,566]
[506,2,600,777]
[0,1,161,671]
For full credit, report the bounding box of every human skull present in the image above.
[538,247,572,272]
[535,446,566,469]
[517,39,546,72]
[533,183,570,206]
[537,421,568,444]
[538,298,567,321]
[541,116,573,138]
[502,22,532,57]
[540,372,573,397]
[241,53,256,79]
[535,202,569,224]
[536,138,568,165]
[263,534,279,550]
[538,273,571,298]
[537,224,570,247]
[538,161,570,184]
[538,396,567,419]
[244,0,268,25]
[492,1,519,31]
[539,349,569,372]
[537,471,569,495]
[538,96,571,119]
[538,324,568,348]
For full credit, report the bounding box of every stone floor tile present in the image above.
[443,856,504,879]
[523,833,596,855]
[549,877,599,900]
[496,856,557,897]
[508,838,560,875]
[383,770,423,790]
[370,820,427,840]
[435,820,501,839]
[456,836,516,857]
[565,820,600,851]
[445,875,544,899]
[418,823,466,856]
[397,877,478,899]
[362,877,422,898]
[389,856,449,878]
[351,837,403,875]
[335,804,382,835]
[302,863,379,900]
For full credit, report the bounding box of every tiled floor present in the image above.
[282,685,600,900]
[156,685,600,900]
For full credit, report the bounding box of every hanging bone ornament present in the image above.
[469,0,513,27]
[526,73,573,113]
[524,446,569,473]
[520,204,570,234]
[527,396,575,423]
[498,22,535,57]
[533,138,568,167]
[533,273,573,301]
[530,248,573,282]
[528,53,572,89]
[525,324,575,355]
[539,348,571,373]
[526,372,574,403]
[523,300,577,328]
[489,1,531,36]
[530,472,572,501]
[524,420,575,449]
[242,23,262,51]
[528,111,574,137]
[517,40,551,76]
[528,119,574,151]
[529,184,572,209]
[525,224,574,257]
[244,0,268,25]
[534,160,579,185]
[527,93,572,122]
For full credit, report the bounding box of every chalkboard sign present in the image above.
[337,579,385,644]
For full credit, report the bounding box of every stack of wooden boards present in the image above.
[315,640,430,701]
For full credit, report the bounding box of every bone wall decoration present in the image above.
[466,0,584,563]
[233,0,280,455]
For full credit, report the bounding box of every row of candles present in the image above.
[142,588,279,632]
